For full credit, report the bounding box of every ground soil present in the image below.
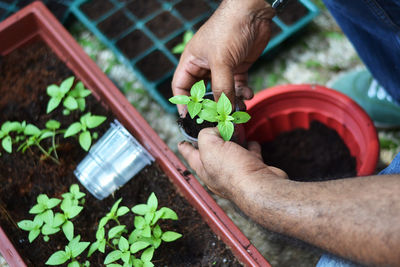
[116,30,153,59]
[146,11,183,39]
[135,50,174,81]
[261,121,357,181]
[277,0,309,26]
[80,0,114,20]
[0,41,242,266]
[98,10,132,39]
[174,0,211,20]
[126,0,161,19]
[156,77,174,100]
[270,21,282,38]
[178,114,217,139]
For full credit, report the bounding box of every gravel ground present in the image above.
[2,1,400,266]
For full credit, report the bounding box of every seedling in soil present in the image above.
[88,193,182,267]
[46,76,92,115]
[46,235,90,267]
[172,30,193,54]
[64,112,106,151]
[169,80,251,141]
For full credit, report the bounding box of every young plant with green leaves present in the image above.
[64,112,106,151]
[46,77,92,115]
[0,121,25,155]
[172,30,193,54]
[88,193,182,267]
[45,235,90,267]
[168,80,251,141]
[168,80,206,119]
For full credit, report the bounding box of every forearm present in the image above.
[232,174,400,266]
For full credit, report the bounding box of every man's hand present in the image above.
[172,0,275,114]
[178,127,288,199]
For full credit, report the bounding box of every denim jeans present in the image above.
[322,0,400,103]
[316,151,400,267]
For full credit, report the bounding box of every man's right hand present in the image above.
[172,0,275,114]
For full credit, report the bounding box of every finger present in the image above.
[247,141,263,160]
[178,141,205,176]
[210,63,235,106]
[235,85,254,100]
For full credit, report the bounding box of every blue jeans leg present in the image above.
[316,152,400,267]
[322,0,400,103]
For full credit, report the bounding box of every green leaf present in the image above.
[42,223,60,235]
[172,43,185,54]
[71,241,90,258]
[2,136,12,153]
[190,80,206,101]
[161,231,182,242]
[41,209,54,224]
[67,261,80,267]
[66,205,83,219]
[118,236,129,252]
[110,198,123,215]
[187,101,202,119]
[62,221,74,241]
[28,229,40,243]
[64,122,82,138]
[47,85,60,98]
[53,213,66,227]
[130,241,150,254]
[47,97,62,114]
[151,210,163,226]
[142,226,151,238]
[104,250,122,265]
[39,130,54,141]
[217,93,232,115]
[121,251,130,264]
[109,225,126,239]
[47,198,61,209]
[160,207,178,220]
[198,109,218,123]
[17,220,35,231]
[76,98,86,112]
[29,203,45,214]
[99,216,109,229]
[183,30,194,44]
[147,193,158,212]
[117,206,130,217]
[99,239,106,253]
[232,111,251,124]
[86,115,106,129]
[88,241,99,257]
[60,76,74,94]
[143,262,154,267]
[140,247,154,262]
[79,131,91,151]
[46,251,69,265]
[217,121,234,141]
[152,225,162,239]
[96,227,105,240]
[63,96,78,110]
[131,204,148,215]
[37,194,49,204]
[24,124,41,136]
[168,95,190,105]
[202,99,217,110]
[134,216,146,230]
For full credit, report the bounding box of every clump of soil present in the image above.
[277,0,309,25]
[178,113,217,139]
[0,41,242,266]
[261,121,357,181]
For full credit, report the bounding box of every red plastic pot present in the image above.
[244,84,379,176]
[0,2,270,267]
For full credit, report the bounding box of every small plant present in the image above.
[172,30,193,55]
[46,76,92,115]
[88,193,182,267]
[168,80,251,141]
[64,112,106,151]
[46,235,90,267]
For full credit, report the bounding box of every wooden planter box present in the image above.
[0,2,269,266]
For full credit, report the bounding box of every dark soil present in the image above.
[126,0,161,19]
[270,21,282,38]
[0,41,242,266]
[135,50,174,81]
[174,0,211,20]
[261,121,357,182]
[178,113,217,139]
[145,11,182,39]
[116,30,153,59]
[166,32,185,60]
[156,77,174,100]
[80,0,114,20]
[98,10,132,39]
[277,0,309,26]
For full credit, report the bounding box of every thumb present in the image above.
[198,127,225,150]
[210,63,235,107]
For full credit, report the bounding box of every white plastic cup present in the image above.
[74,120,154,200]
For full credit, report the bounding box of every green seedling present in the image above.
[46,235,90,267]
[168,80,206,119]
[47,77,91,115]
[169,80,251,141]
[0,121,24,154]
[88,193,181,267]
[172,30,193,54]
[64,112,106,151]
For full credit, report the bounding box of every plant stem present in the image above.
[35,141,60,165]
[51,131,59,160]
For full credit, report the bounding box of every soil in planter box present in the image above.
[277,0,309,26]
[135,50,175,81]
[174,0,211,20]
[178,113,217,139]
[116,29,153,59]
[0,41,242,266]
[261,121,357,181]
[80,0,114,20]
[126,0,161,19]
[146,11,183,39]
[98,9,132,39]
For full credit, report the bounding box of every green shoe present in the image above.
[328,69,400,129]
